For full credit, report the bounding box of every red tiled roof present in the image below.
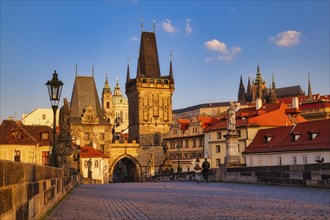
[80,146,109,158]
[204,102,306,132]
[0,120,52,146]
[244,119,330,154]
[197,116,220,129]
[177,119,191,132]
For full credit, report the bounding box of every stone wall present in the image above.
[0,160,79,220]
[210,163,330,188]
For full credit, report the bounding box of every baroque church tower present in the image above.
[126,30,175,146]
[102,74,113,122]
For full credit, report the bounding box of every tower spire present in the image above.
[126,56,131,82]
[169,50,174,81]
[238,75,246,103]
[308,74,313,101]
[272,73,276,89]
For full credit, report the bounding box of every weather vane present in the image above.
[153,20,156,32]
[140,18,144,31]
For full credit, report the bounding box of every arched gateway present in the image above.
[106,140,164,183]
[110,154,141,183]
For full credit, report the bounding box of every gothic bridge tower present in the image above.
[126,30,175,146]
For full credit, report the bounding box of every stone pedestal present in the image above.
[224,133,241,167]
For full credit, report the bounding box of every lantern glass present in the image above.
[46,70,64,106]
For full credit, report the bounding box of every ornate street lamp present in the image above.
[46,70,63,167]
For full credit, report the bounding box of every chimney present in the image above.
[256,98,262,110]
[292,97,299,109]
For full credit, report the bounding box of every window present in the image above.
[250,157,254,166]
[14,150,21,162]
[94,160,98,168]
[42,151,50,165]
[267,157,272,166]
[192,138,196,147]
[315,155,321,161]
[237,130,241,137]
[217,132,222,139]
[85,133,91,140]
[100,145,105,152]
[277,156,282,165]
[185,140,189,148]
[40,132,49,140]
[84,161,88,168]
[292,156,297,165]
[192,127,197,133]
[42,114,46,120]
[257,157,262,166]
[302,155,308,164]
[100,133,105,140]
[215,145,221,153]
[106,101,110,109]
[199,138,203,148]
[216,159,221,167]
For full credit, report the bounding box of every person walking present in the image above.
[202,158,211,182]
[193,158,202,183]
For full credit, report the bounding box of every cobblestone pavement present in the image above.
[46,182,330,220]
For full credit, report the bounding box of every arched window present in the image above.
[106,101,110,109]
[94,160,98,168]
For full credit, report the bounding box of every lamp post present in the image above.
[46,70,63,167]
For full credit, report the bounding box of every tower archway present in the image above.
[110,154,141,183]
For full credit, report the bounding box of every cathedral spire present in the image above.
[238,75,246,103]
[169,50,174,81]
[272,73,276,89]
[256,64,261,82]
[308,74,313,101]
[126,57,131,82]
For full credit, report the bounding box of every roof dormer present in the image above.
[264,134,273,143]
[308,130,319,140]
[291,132,301,141]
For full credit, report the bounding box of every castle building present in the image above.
[125,31,175,146]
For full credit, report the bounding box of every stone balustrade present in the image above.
[0,160,80,220]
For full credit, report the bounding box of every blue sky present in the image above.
[1,1,329,121]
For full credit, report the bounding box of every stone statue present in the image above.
[59,98,71,139]
[162,141,169,159]
[87,158,93,178]
[227,101,236,133]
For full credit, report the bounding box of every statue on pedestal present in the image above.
[159,141,174,174]
[227,101,236,133]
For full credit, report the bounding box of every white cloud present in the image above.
[269,30,302,47]
[131,36,139,41]
[204,39,241,62]
[185,19,192,35]
[205,39,228,53]
[160,19,176,33]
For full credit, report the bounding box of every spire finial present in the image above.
[76,64,78,76]
[153,20,156,32]
[116,76,119,86]
[92,65,94,77]
[140,18,144,31]
[170,49,173,61]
